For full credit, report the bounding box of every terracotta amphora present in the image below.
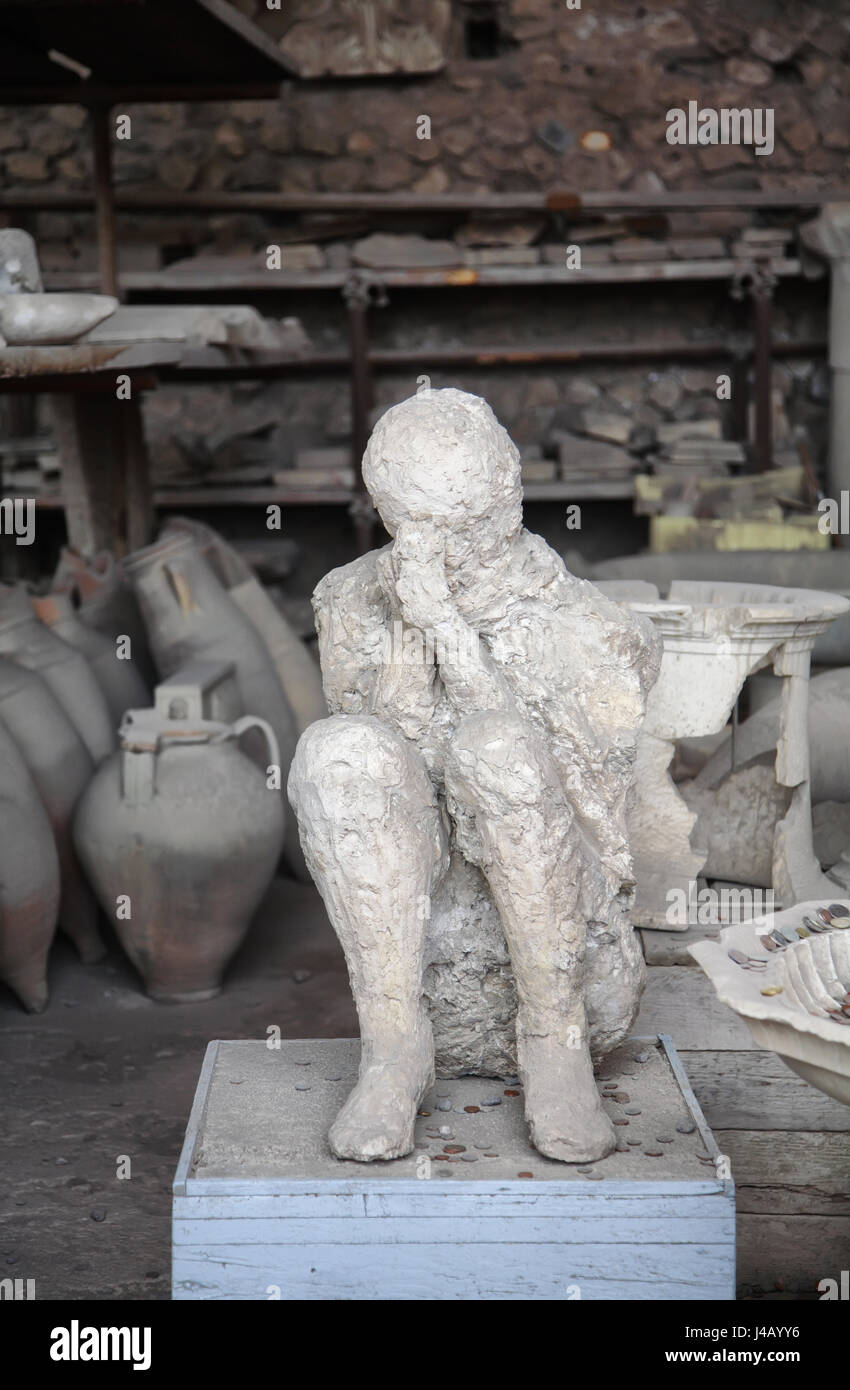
[0,584,114,765]
[123,532,306,878]
[52,547,157,688]
[0,657,104,963]
[73,687,286,1002]
[32,591,150,728]
[163,516,327,734]
[0,716,60,1011]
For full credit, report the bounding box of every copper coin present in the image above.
[504,1089,520,1097]
[517,1171,534,1179]
[464,1105,480,1113]
[444,1144,466,1154]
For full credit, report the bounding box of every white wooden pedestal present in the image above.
[172,1035,735,1300]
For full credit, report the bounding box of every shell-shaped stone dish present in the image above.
[690,900,850,1106]
[0,293,118,346]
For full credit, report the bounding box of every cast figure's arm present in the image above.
[380,521,515,718]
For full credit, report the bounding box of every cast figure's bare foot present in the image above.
[329,1021,435,1162]
[520,1034,616,1164]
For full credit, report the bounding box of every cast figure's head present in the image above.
[362,388,523,545]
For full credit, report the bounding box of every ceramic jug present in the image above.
[123,532,306,879]
[0,657,104,963]
[53,547,157,688]
[32,591,150,728]
[163,516,327,734]
[0,583,114,765]
[73,683,286,1002]
[0,716,60,1011]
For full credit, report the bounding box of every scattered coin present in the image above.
[675,1121,696,1135]
[761,985,783,996]
[611,1093,631,1104]
[644,1149,663,1158]
[474,1142,492,1150]
[435,1091,451,1099]
[624,1106,641,1115]
[461,1154,479,1163]
[432,1154,451,1162]
[816,908,834,925]
[504,1089,520,1097]
[517,1171,534,1179]
[626,1138,641,1146]
[480,1097,502,1107]
[760,934,779,952]
[828,904,850,918]
[602,1082,619,1091]
[464,1105,480,1113]
[770,929,788,948]
[780,926,799,944]
[585,1173,604,1181]
[418,1110,431,1117]
[293,1059,312,1066]
[656,1135,674,1144]
[576,1165,593,1173]
[414,1143,429,1150]
[295,1083,312,1092]
[323,1075,342,1082]
[613,1118,629,1127]
[444,1144,466,1154]
[728,948,750,965]
[803,916,826,934]
[635,1051,651,1063]
[615,1141,629,1153]
[484,1153,499,1158]
[796,926,811,939]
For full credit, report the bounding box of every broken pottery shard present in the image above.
[288,388,661,1165]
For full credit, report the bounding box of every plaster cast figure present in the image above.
[288,389,661,1164]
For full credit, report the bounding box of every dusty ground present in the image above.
[0,878,356,1301]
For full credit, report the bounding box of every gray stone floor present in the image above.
[0,878,357,1301]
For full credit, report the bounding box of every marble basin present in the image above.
[596,578,850,927]
[690,900,850,1106]
[0,292,118,345]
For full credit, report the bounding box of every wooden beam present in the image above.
[89,103,117,299]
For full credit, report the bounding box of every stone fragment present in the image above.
[463,247,539,267]
[351,234,458,269]
[581,411,633,445]
[611,239,667,262]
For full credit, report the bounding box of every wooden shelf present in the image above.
[13,478,635,512]
[41,259,804,296]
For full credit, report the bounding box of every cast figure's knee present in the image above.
[288,714,436,834]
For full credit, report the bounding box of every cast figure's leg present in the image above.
[288,715,449,1160]
[444,710,616,1163]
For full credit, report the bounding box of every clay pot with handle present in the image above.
[73,665,286,1002]
[0,657,104,964]
[123,532,307,879]
[0,584,114,765]
[163,517,327,734]
[52,547,157,687]
[0,716,61,1012]
[32,591,150,728]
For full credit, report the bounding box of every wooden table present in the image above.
[0,341,181,554]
